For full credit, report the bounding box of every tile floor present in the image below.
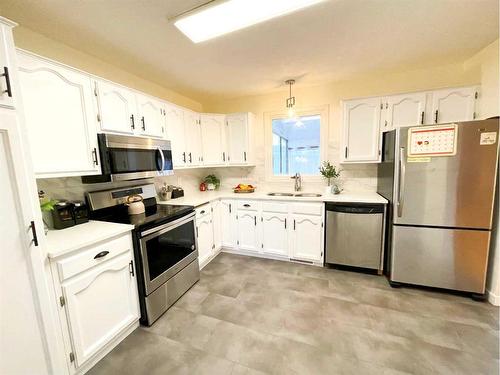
[89,253,499,375]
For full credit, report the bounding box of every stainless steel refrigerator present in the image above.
[377,118,499,295]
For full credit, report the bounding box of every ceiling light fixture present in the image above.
[173,0,324,43]
[285,79,296,118]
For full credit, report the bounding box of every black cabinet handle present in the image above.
[229,204,231,213]
[130,114,135,130]
[284,218,287,229]
[182,152,186,163]
[92,148,99,166]
[222,152,225,162]
[30,221,39,247]
[345,147,348,159]
[420,111,425,125]
[1,67,12,97]
[189,152,192,163]
[141,116,146,130]
[293,219,296,230]
[200,210,205,214]
[94,251,109,259]
[243,204,250,207]
[434,110,438,123]
[129,260,135,277]
[254,216,256,226]
[244,151,247,161]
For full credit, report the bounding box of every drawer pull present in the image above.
[94,251,109,259]
[243,204,251,207]
[200,210,205,214]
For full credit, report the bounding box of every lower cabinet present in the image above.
[49,232,139,373]
[290,214,324,262]
[220,200,237,248]
[196,209,214,267]
[211,200,222,251]
[236,209,260,253]
[261,212,288,257]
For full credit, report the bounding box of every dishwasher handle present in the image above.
[326,203,384,214]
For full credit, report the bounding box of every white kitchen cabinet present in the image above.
[341,97,381,163]
[0,21,16,108]
[261,212,288,257]
[196,210,214,267]
[431,86,478,124]
[290,214,323,263]
[94,79,136,135]
[225,112,254,165]
[221,200,237,248]
[211,200,222,252]
[383,92,427,131]
[201,113,226,165]
[165,104,186,167]
[136,93,165,138]
[17,51,100,178]
[236,210,260,253]
[184,110,203,166]
[62,253,139,367]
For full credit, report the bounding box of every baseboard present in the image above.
[487,289,500,306]
[221,247,290,262]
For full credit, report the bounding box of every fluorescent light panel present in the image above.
[174,0,323,43]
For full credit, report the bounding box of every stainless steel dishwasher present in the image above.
[325,203,385,274]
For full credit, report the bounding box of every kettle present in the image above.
[126,194,145,215]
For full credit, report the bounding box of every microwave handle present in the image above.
[158,147,165,173]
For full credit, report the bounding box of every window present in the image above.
[271,114,321,176]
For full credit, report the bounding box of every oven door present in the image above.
[139,212,198,295]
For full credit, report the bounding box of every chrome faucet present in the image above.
[291,173,302,192]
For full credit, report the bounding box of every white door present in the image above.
[165,104,186,167]
[62,254,139,367]
[221,200,237,248]
[385,92,427,130]
[0,108,52,375]
[431,87,477,124]
[184,110,203,166]
[201,114,226,165]
[291,214,323,262]
[0,23,15,108]
[17,52,100,177]
[136,94,165,138]
[211,200,222,251]
[95,79,137,135]
[237,211,259,253]
[197,214,214,266]
[261,212,288,257]
[226,113,248,164]
[342,98,381,162]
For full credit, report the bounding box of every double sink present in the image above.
[267,192,322,197]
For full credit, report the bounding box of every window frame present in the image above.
[264,105,329,182]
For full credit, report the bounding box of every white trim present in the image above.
[263,105,329,183]
[487,289,500,306]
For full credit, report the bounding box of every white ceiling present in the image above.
[1,0,498,102]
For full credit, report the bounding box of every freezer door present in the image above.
[391,225,490,293]
[394,119,499,229]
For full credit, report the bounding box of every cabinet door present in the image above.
[95,80,136,135]
[197,214,214,266]
[431,87,477,124]
[184,110,203,166]
[221,200,237,248]
[237,210,259,253]
[165,105,186,167]
[211,200,222,251]
[201,114,226,165]
[0,23,15,108]
[342,98,381,162]
[62,254,139,367]
[226,113,248,164]
[291,214,323,262]
[17,52,100,177]
[136,94,165,138]
[261,212,288,257]
[385,93,426,130]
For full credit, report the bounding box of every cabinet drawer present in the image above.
[196,204,211,219]
[291,203,324,216]
[262,202,288,213]
[56,233,132,281]
[236,200,259,211]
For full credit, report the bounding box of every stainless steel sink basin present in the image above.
[267,192,294,196]
[294,193,322,197]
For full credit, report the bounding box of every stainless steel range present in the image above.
[86,183,199,325]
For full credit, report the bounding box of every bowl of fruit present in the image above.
[233,184,255,193]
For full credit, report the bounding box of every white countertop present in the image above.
[46,221,134,258]
[158,189,387,207]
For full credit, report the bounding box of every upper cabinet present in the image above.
[165,104,186,167]
[0,22,16,108]
[184,110,203,166]
[431,86,478,124]
[383,92,427,131]
[136,93,165,138]
[342,97,382,163]
[17,51,100,178]
[200,113,226,165]
[225,112,255,165]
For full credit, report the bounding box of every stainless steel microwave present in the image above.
[82,134,173,183]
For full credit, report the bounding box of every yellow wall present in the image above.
[12,26,203,112]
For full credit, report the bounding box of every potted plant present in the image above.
[203,174,220,191]
[39,190,58,234]
[319,161,342,194]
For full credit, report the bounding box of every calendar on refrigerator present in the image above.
[407,124,458,157]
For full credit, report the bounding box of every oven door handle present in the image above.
[158,147,165,174]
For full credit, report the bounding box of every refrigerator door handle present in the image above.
[397,146,406,217]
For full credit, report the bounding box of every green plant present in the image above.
[203,174,220,189]
[39,191,58,212]
[319,161,341,186]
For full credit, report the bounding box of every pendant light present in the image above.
[285,79,296,118]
